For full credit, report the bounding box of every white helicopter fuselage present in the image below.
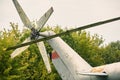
[42,31,120,80]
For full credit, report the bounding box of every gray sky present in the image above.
[0,0,120,44]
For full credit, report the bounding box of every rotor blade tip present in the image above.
[10,53,18,59]
[50,7,54,11]
[11,55,15,59]
[48,70,52,73]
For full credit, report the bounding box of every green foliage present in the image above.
[101,41,120,64]
[0,24,120,79]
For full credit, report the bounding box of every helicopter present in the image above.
[7,0,120,80]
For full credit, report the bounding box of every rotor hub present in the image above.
[30,28,40,40]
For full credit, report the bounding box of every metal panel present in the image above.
[52,51,75,80]
[12,0,32,29]
[11,37,30,58]
[37,41,51,73]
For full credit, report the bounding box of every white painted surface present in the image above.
[37,41,51,73]
[11,37,30,58]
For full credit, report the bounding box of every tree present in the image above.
[0,24,119,79]
[101,41,120,64]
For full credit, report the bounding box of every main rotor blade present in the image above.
[6,16,120,50]
[36,7,53,31]
[11,37,31,58]
[37,41,51,73]
[12,0,32,29]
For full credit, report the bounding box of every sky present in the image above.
[0,0,120,44]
